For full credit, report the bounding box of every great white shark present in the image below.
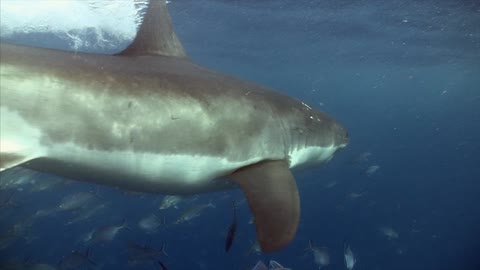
[0,0,348,252]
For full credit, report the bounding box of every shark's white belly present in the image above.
[46,142,264,186]
[0,107,46,170]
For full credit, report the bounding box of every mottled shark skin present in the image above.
[0,0,348,252]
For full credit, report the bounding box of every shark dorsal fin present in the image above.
[117,0,187,58]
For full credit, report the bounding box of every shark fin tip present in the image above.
[117,0,187,58]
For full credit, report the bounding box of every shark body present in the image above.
[0,1,348,252]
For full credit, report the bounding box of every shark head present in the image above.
[277,101,349,170]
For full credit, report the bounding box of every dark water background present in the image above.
[1,0,479,269]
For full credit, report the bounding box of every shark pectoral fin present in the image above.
[230,160,300,253]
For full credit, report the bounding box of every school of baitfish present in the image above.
[0,167,368,269]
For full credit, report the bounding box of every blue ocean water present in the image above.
[1,0,479,269]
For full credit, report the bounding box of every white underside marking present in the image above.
[47,143,264,186]
[289,144,339,170]
[0,107,46,170]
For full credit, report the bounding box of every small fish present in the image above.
[365,165,380,176]
[344,242,356,270]
[58,191,97,211]
[157,261,169,270]
[174,203,214,224]
[348,192,366,199]
[90,219,130,243]
[269,260,292,270]
[77,229,96,244]
[324,181,337,188]
[0,259,26,270]
[121,190,147,198]
[0,191,17,208]
[159,195,183,210]
[59,248,95,270]
[225,201,237,253]
[12,217,35,239]
[138,214,165,233]
[32,207,59,219]
[0,231,18,250]
[351,151,372,165]
[246,240,261,256]
[28,177,63,192]
[252,261,268,270]
[128,242,168,264]
[29,263,58,270]
[379,226,399,240]
[305,240,329,269]
[66,203,109,226]
[0,168,37,189]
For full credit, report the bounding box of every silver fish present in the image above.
[90,219,130,243]
[66,203,109,225]
[251,260,291,270]
[128,242,167,264]
[159,195,183,210]
[379,226,399,240]
[28,177,63,192]
[29,263,58,270]
[174,203,214,224]
[137,213,164,233]
[247,240,262,256]
[31,207,60,221]
[305,241,329,269]
[269,260,292,270]
[252,261,268,270]
[365,165,380,176]
[58,191,97,211]
[344,243,356,270]
[59,249,95,270]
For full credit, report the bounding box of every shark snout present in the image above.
[334,123,349,147]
